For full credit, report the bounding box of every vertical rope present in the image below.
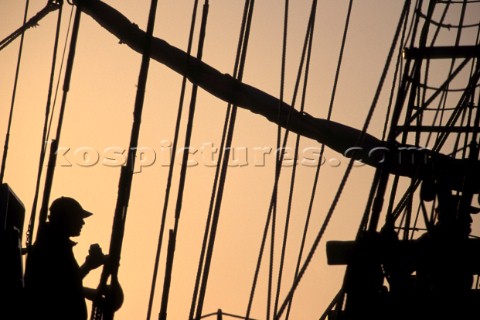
[92,0,159,318]
[37,3,83,237]
[275,2,411,318]
[147,1,202,319]
[269,1,289,318]
[156,1,210,319]
[0,0,30,184]
[274,0,320,316]
[191,1,257,317]
[194,1,255,318]
[285,1,352,318]
[246,1,319,317]
[26,1,64,249]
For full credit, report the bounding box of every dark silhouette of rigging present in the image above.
[70,0,480,193]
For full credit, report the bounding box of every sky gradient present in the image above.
[1,1,479,319]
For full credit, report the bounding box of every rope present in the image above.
[188,2,261,307]
[190,94,232,318]
[380,3,410,227]
[416,9,480,29]
[245,0,319,317]
[157,0,210,318]
[47,5,76,141]
[412,80,480,93]
[400,0,435,151]
[403,0,419,50]
[0,1,61,52]
[275,2,411,318]
[281,13,317,320]
[317,289,344,320]
[382,6,409,141]
[0,0,30,184]
[286,1,359,317]
[269,1,289,318]
[37,2,82,237]
[408,57,472,123]
[193,0,255,317]
[26,1,65,249]
[452,79,474,162]
[419,0,450,123]
[146,0,203,318]
[387,1,479,229]
[409,0,471,152]
[194,1,255,318]
[285,0,352,317]
[433,64,480,151]
[91,0,159,318]
[434,0,467,146]
[428,0,450,46]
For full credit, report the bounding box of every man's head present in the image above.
[49,197,93,237]
[436,191,479,237]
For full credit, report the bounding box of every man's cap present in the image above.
[49,197,93,220]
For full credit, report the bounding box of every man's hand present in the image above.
[80,243,107,277]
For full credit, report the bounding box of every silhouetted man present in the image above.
[23,197,106,320]
[413,187,480,320]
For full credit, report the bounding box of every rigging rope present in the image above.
[286,3,355,318]
[433,64,480,150]
[404,0,478,174]
[382,4,409,141]
[280,13,318,320]
[451,11,478,172]
[427,1,450,46]
[194,1,255,318]
[413,80,480,93]
[92,0,159,319]
[245,0,319,316]
[377,0,478,244]
[275,2,411,318]
[416,9,480,29]
[0,1,61,52]
[26,0,65,249]
[434,0,467,149]
[147,0,203,319]
[37,1,82,237]
[190,0,256,316]
[47,5,76,142]
[379,1,411,230]
[0,0,30,184]
[269,1,290,318]
[154,1,210,319]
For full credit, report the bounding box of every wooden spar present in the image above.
[72,0,479,192]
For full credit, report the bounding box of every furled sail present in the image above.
[72,0,479,192]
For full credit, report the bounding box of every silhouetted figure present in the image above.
[343,231,387,320]
[414,188,480,320]
[346,183,480,320]
[23,197,106,320]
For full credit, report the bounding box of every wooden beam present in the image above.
[71,0,480,192]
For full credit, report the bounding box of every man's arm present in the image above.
[80,243,107,279]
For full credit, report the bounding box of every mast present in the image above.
[326,1,480,319]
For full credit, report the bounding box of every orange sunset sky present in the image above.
[1,0,479,319]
